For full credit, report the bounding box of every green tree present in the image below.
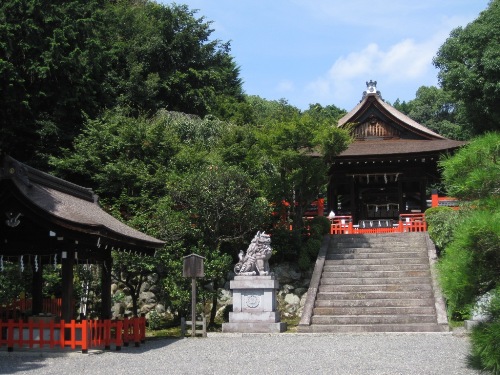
[0,0,243,165]
[167,164,271,325]
[255,113,351,231]
[111,251,159,317]
[439,132,500,200]
[433,0,500,135]
[435,132,500,330]
[303,103,347,124]
[101,1,243,117]
[394,86,469,140]
[0,0,109,165]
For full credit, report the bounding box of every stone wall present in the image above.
[110,262,311,323]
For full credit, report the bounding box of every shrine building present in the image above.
[327,81,466,224]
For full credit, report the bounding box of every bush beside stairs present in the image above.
[298,232,449,333]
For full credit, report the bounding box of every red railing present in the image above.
[330,214,427,235]
[0,316,146,353]
[0,298,66,319]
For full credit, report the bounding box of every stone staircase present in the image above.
[298,232,448,333]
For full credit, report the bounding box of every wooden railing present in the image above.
[0,298,66,319]
[0,316,146,353]
[330,214,426,235]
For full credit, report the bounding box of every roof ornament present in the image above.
[362,80,382,101]
[5,212,21,227]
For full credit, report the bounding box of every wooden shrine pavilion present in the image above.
[327,81,466,225]
[0,154,164,326]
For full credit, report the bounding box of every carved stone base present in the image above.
[222,275,286,333]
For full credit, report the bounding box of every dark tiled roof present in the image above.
[1,155,164,249]
[338,139,467,158]
[338,93,445,140]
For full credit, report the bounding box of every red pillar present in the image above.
[431,189,439,208]
[317,198,325,217]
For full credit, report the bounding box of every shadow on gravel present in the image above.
[0,356,50,375]
[114,337,182,354]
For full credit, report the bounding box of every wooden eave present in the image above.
[0,155,164,255]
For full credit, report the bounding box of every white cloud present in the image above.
[276,79,295,93]
[306,29,448,106]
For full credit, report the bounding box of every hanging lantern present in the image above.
[20,255,24,273]
[35,255,38,272]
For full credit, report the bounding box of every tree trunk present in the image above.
[209,279,219,327]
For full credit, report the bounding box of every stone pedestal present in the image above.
[222,275,286,333]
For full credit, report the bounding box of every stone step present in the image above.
[334,233,425,239]
[333,238,425,246]
[320,276,431,285]
[304,233,445,333]
[326,252,427,260]
[331,242,425,249]
[323,263,429,272]
[311,314,437,325]
[329,247,427,254]
[324,257,428,265]
[298,323,445,333]
[318,283,433,293]
[313,306,436,316]
[316,290,434,300]
[321,270,430,279]
[314,298,436,308]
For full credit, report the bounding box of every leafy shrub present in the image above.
[298,249,312,271]
[310,216,331,236]
[271,227,302,262]
[305,238,322,258]
[469,287,500,375]
[297,237,322,271]
[438,209,500,320]
[425,206,461,252]
[148,309,163,330]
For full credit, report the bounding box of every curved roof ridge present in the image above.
[1,154,164,249]
[338,93,446,140]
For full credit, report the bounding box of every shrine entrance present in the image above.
[327,81,465,225]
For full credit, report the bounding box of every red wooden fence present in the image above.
[0,298,68,320]
[0,316,146,353]
[330,214,427,235]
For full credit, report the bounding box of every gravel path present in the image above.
[0,332,481,375]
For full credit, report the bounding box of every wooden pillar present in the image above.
[61,249,75,321]
[398,178,403,214]
[31,257,43,316]
[420,178,427,212]
[350,177,356,221]
[101,253,113,319]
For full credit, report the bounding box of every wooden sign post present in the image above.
[182,254,205,337]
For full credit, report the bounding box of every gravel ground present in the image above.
[0,332,481,375]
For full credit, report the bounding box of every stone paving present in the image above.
[0,331,482,375]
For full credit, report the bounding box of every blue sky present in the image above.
[162,1,490,111]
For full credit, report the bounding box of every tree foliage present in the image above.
[439,132,500,200]
[0,0,242,165]
[393,86,469,140]
[433,0,500,135]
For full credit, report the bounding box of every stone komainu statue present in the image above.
[234,231,272,276]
